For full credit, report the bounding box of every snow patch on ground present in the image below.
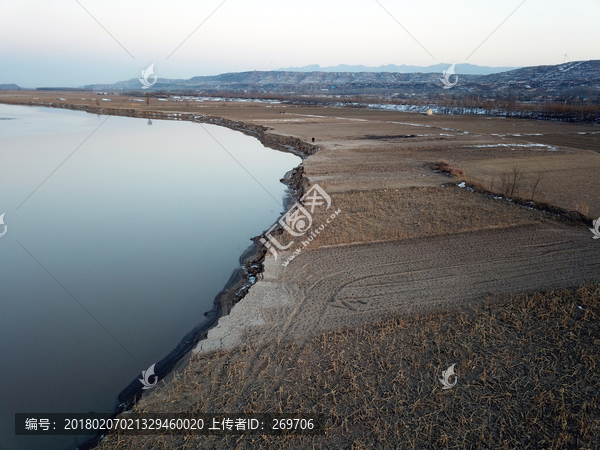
[386,121,432,128]
[468,143,558,151]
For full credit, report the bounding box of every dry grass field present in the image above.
[277,186,545,248]
[301,141,600,219]
[98,283,600,450]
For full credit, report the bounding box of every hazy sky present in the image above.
[1,0,598,87]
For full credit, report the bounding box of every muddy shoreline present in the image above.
[12,101,318,450]
[20,100,319,157]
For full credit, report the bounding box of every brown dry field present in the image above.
[2,91,600,448]
[100,284,600,450]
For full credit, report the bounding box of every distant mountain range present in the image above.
[0,84,21,90]
[276,63,519,75]
[82,60,600,101]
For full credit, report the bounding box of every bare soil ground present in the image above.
[196,222,600,355]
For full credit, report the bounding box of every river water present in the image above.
[0,104,300,450]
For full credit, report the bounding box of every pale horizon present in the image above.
[1,0,599,88]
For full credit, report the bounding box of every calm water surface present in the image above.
[0,104,299,450]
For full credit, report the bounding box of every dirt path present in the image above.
[196,222,600,353]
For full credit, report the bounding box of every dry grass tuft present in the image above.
[98,283,600,449]
[432,160,464,178]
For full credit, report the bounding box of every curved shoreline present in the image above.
[24,102,319,449]
[20,100,320,157]
[115,165,309,407]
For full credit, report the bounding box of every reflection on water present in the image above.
[0,104,300,450]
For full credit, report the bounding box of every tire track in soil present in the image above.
[251,222,600,347]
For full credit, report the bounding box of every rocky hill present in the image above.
[84,60,600,101]
[277,63,518,75]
